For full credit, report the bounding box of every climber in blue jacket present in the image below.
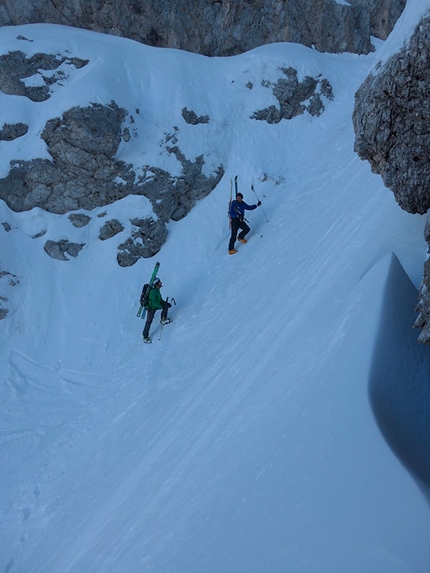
[228,192,261,254]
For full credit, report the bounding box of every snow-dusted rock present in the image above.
[98,219,124,241]
[0,122,28,141]
[251,67,333,123]
[117,217,167,267]
[353,14,430,215]
[0,50,88,101]
[68,213,91,228]
[0,270,19,319]
[44,239,85,261]
[0,0,405,56]
[353,11,430,345]
[182,108,209,125]
[0,86,224,265]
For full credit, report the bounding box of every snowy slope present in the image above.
[2,2,430,571]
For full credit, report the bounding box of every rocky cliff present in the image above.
[0,0,407,322]
[0,28,336,274]
[353,10,430,345]
[0,0,405,57]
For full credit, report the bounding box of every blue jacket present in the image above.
[229,200,257,219]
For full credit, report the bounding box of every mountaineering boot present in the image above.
[228,249,238,255]
[143,336,152,344]
[238,238,247,244]
[160,317,172,325]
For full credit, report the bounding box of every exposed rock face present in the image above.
[0,0,405,57]
[99,219,124,241]
[353,12,430,345]
[0,90,224,264]
[0,51,89,101]
[0,122,28,141]
[0,270,19,318]
[414,218,430,345]
[44,239,85,261]
[0,42,225,227]
[117,218,168,267]
[352,0,406,40]
[252,67,333,123]
[69,213,91,228]
[353,16,430,215]
[0,42,340,267]
[0,101,129,214]
[182,108,209,125]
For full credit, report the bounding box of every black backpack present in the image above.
[140,283,150,308]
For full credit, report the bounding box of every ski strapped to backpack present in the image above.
[137,261,160,318]
[228,175,238,228]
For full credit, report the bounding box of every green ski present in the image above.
[137,261,160,318]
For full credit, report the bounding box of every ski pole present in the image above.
[159,297,168,341]
[158,297,176,341]
[251,185,269,222]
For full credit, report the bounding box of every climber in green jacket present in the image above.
[143,277,172,343]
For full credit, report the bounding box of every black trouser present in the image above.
[143,302,169,338]
[229,217,250,251]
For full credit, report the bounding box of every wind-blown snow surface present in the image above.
[2,3,430,572]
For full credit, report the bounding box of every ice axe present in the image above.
[251,184,269,222]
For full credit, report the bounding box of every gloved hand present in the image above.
[257,201,262,206]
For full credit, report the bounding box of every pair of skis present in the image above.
[136,261,160,318]
[229,175,238,204]
[228,175,238,228]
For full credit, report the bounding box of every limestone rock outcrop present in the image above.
[99,219,124,241]
[0,50,89,102]
[0,122,28,141]
[117,218,168,267]
[44,239,86,261]
[251,67,333,123]
[69,214,91,228]
[0,0,405,57]
[0,83,224,265]
[0,270,19,318]
[0,37,342,268]
[353,12,430,344]
[353,16,430,216]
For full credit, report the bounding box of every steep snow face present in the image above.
[1,13,430,573]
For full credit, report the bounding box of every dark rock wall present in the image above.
[0,0,405,57]
[353,12,430,345]
[352,0,406,40]
[353,15,430,215]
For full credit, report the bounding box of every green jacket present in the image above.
[147,286,165,310]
